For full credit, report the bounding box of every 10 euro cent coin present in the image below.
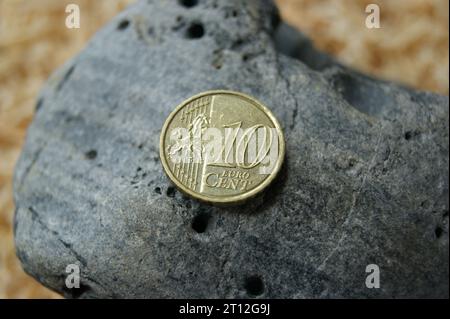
[160,90,285,204]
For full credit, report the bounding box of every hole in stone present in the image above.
[348,158,356,168]
[233,39,244,48]
[166,186,176,197]
[244,275,264,297]
[420,200,430,209]
[191,212,211,233]
[154,187,161,194]
[404,131,412,140]
[85,150,97,160]
[404,131,420,141]
[178,0,198,8]
[185,22,204,39]
[117,19,130,30]
[435,226,444,239]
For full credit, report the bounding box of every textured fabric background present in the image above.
[0,0,448,298]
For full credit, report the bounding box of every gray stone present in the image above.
[14,0,449,298]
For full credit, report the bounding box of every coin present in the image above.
[160,90,285,204]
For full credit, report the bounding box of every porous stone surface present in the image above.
[14,0,449,298]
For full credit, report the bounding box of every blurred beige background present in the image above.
[0,0,448,298]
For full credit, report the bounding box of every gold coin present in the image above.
[160,90,285,204]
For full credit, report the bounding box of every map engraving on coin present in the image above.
[160,91,285,204]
